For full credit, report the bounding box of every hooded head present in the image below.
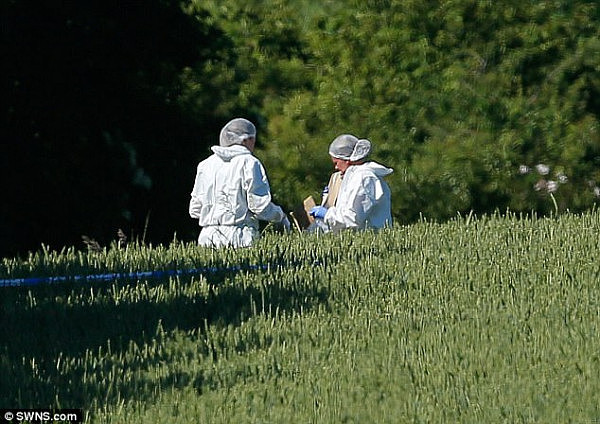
[328,134,372,162]
[219,118,256,147]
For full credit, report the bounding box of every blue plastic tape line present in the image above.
[0,263,271,288]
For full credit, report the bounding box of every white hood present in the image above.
[211,144,252,162]
[360,161,394,177]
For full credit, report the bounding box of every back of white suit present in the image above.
[189,145,286,247]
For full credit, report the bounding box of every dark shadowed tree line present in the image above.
[1,0,240,257]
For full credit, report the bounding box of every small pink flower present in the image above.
[535,164,550,175]
[519,165,530,175]
[556,173,568,184]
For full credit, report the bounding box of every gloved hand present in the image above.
[309,206,328,220]
[281,216,291,231]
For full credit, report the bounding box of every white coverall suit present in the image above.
[189,144,287,248]
[322,161,393,232]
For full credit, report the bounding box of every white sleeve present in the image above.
[324,175,376,230]
[189,165,204,219]
[244,159,286,223]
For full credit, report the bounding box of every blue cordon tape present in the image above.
[0,263,274,288]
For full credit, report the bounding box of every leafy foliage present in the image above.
[2,0,600,254]
[203,0,600,221]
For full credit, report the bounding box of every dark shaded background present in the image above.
[1,1,236,257]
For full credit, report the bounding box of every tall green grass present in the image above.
[2,212,600,422]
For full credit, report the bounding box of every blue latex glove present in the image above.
[309,206,328,219]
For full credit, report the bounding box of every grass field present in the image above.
[2,211,600,423]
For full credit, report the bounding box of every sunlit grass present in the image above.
[2,211,600,423]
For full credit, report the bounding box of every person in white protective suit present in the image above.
[189,118,290,247]
[309,134,393,232]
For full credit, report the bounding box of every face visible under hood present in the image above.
[211,144,252,162]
